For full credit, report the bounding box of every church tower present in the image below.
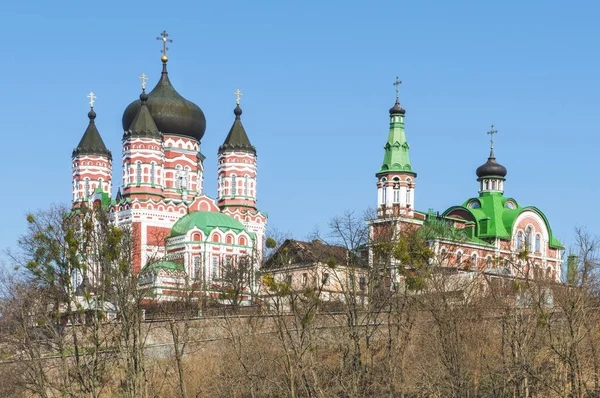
[376,78,416,218]
[121,79,164,200]
[72,93,112,207]
[218,92,267,257]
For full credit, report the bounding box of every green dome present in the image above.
[170,211,246,238]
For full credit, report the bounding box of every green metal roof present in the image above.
[169,211,247,238]
[378,113,414,175]
[442,192,563,249]
[140,260,184,275]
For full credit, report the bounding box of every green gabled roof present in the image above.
[218,104,256,155]
[169,211,247,238]
[443,193,564,249]
[93,188,111,209]
[140,260,184,275]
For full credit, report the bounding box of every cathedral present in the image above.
[371,79,564,282]
[71,32,267,300]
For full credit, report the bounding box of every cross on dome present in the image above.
[393,76,402,101]
[156,30,173,62]
[87,92,96,108]
[234,88,243,105]
[140,72,148,90]
[487,124,498,152]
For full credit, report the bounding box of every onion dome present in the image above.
[73,107,112,160]
[476,150,507,178]
[389,99,406,115]
[123,89,161,140]
[218,103,256,155]
[122,60,206,141]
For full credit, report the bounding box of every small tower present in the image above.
[475,125,507,195]
[122,77,164,199]
[375,78,416,218]
[217,91,258,211]
[218,90,267,261]
[72,93,112,207]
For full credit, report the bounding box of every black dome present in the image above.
[389,100,406,115]
[122,63,206,141]
[476,154,507,178]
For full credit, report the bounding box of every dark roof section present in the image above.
[74,275,94,296]
[263,239,351,270]
[72,108,112,160]
[123,90,162,140]
[121,62,206,141]
[218,104,256,155]
[389,99,406,115]
[476,149,507,178]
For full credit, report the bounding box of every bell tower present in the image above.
[375,78,416,218]
[72,93,112,207]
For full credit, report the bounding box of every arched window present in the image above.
[175,165,182,189]
[193,257,201,280]
[492,180,497,190]
[517,231,524,250]
[381,185,387,204]
[525,227,532,251]
[84,178,90,198]
[150,163,155,185]
[393,187,400,203]
[183,167,190,190]
[486,256,492,267]
[535,234,541,252]
[406,189,411,205]
[136,162,142,184]
[244,175,249,196]
[484,180,489,190]
[231,175,237,196]
[457,251,463,266]
[440,248,447,262]
[471,253,477,267]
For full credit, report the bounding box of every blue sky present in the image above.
[2,0,599,259]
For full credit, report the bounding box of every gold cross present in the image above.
[393,76,402,100]
[156,30,173,57]
[87,92,96,108]
[140,72,148,90]
[234,88,242,105]
[487,124,498,150]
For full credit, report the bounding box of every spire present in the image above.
[219,89,256,155]
[73,93,112,159]
[378,78,413,175]
[125,75,161,139]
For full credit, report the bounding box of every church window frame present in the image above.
[175,165,183,190]
[406,189,411,205]
[381,185,387,205]
[471,253,477,267]
[525,226,533,251]
[456,251,463,266]
[231,174,237,197]
[183,166,190,190]
[535,233,541,253]
[517,231,524,250]
[492,180,497,190]
[486,256,492,268]
[136,162,142,184]
[440,248,447,263]
[211,256,219,279]
[84,178,90,198]
[150,162,155,185]
[244,175,249,197]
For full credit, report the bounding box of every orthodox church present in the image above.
[71,32,267,300]
[372,79,564,282]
